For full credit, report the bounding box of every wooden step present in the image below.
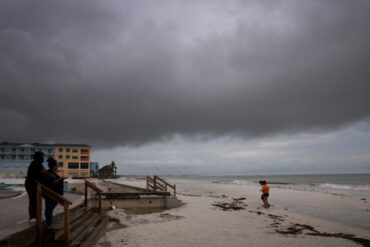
[54,210,95,241]
[50,215,108,247]
[50,206,89,231]
[53,202,85,222]
[71,216,109,247]
[43,207,91,246]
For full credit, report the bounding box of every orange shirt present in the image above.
[262,184,269,193]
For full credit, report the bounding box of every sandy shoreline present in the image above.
[1,177,369,246]
[95,177,370,247]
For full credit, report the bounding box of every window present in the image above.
[66,155,70,159]
[68,163,79,169]
[80,163,89,169]
[11,148,16,152]
[20,148,24,153]
[66,148,70,152]
[72,156,78,160]
[72,148,78,153]
[58,162,64,168]
[59,148,63,152]
[48,149,53,153]
[0,155,5,160]
[19,155,24,160]
[81,156,89,161]
[58,155,63,159]
[11,155,16,160]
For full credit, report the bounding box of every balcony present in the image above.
[80,156,90,161]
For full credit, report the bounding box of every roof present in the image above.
[54,144,91,148]
[0,142,90,148]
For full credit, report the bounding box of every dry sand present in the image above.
[95,178,370,247]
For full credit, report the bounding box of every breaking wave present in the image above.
[319,183,370,191]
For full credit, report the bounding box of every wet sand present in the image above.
[95,177,370,247]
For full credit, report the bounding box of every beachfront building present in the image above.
[0,142,92,178]
[0,142,55,178]
[90,162,99,177]
[54,144,91,177]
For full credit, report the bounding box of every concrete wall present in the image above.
[91,197,166,209]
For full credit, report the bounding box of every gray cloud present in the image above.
[1,0,370,148]
[93,123,370,175]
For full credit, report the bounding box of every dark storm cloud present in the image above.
[1,0,370,148]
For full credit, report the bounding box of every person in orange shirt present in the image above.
[259,180,270,208]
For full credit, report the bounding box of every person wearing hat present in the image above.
[24,151,50,221]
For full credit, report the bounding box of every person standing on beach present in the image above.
[25,151,49,221]
[259,180,270,208]
[44,157,64,227]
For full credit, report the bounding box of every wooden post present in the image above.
[64,203,69,247]
[84,180,87,207]
[36,183,42,247]
[98,192,101,211]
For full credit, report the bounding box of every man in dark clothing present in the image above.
[44,157,64,226]
[24,151,48,221]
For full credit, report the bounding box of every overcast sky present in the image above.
[1,0,370,175]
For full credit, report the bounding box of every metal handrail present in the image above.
[36,182,72,247]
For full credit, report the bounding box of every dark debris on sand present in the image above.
[276,223,370,247]
[208,194,228,199]
[248,210,265,215]
[212,197,247,211]
[307,232,370,247]
[159,213,185,220]
[248,209,370,247]
[267,214,285,222]
[178,193,202,197]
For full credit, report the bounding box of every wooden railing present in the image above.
[36,179,103,247]
[84,179,102,211]
[146,176,176,196]
[36,182,72,247]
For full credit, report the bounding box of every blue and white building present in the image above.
[0,142,55,178]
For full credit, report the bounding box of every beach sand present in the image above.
[95,177,370,247]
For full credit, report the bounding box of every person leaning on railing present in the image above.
[44,157,65,227]
[25,151,52,221]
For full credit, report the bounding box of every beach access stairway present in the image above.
[0,177,180,246]
[43,204,108,247]
[146,176,176,196]
[36,179,108,247]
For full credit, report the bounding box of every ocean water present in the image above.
[193,173,370,198]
